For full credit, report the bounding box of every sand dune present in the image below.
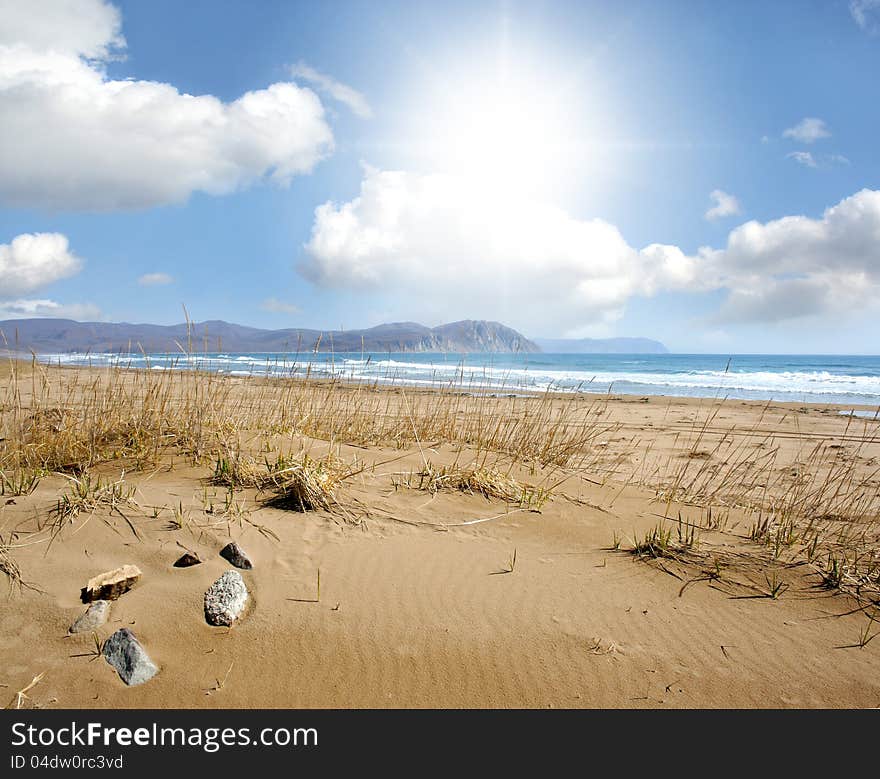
[1,363,878,708]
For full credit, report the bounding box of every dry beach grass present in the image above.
[1,354,879,707]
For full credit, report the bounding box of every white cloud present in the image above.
[787,151,818,168]
[0,229,97,322]
[704,189,741,221]
[850,0,880,32]
[289,62,372,119]
[138,272,173,286]
[712,277,866,324]
[261,297,300,314]
[0,0,124,59]
[787,151,851,169]
[0,0,334,210]
[703,189,880,322]
[0,232,82,296]
[301,168,698,334]
[782,117,831,144]
[0,298,101,321]
[712,190,880,279]
[302,169,880,331]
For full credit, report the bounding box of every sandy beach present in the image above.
[1,359,879,708]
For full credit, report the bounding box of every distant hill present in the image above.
[0,318,540,354]
[534,337,668,354]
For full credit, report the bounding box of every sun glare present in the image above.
[432,77,583,197]
[400,42,592,202]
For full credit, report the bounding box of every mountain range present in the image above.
[0,318,667,354]
[0,318,539,354]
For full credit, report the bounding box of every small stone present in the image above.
[102,628,158,686]
[204,570,249,626]
[219,542,253,570]
[69,600,110,634]
[173,552,202,568]
[81,564,141,602]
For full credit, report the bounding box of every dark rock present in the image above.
[219,542,253,570]
[69,600,110,634]
[173,552,201,568]
[204,570,249,626]
[102,628,159,686]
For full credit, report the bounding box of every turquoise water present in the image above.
[40,351,880,406]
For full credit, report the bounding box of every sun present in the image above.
[432,74,583,198]
[397,43,593,202]
[447,90,555,180]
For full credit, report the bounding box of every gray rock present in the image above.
[204,570,249,626]
[69,600,110,634]
[102,628,159,686]
[219,541,253,570]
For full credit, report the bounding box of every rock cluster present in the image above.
[73,543,256,690]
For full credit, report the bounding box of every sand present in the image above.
[1,364,879,708]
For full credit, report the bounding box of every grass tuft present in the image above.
[398,460,551,508]
[264,455,348,513]
[51,472,137,527]
[0,468,42,496]
[632,520,698,561]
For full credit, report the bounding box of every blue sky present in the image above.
[0,0,878,352]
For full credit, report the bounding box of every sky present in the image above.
[0,0,879,354]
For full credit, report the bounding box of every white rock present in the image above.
[204,570,249,626]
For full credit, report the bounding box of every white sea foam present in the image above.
[334,361,880,397]
[35,352,880,403]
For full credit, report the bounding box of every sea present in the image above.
[36,351,880,410]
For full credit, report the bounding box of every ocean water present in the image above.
[37,351,880,408]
